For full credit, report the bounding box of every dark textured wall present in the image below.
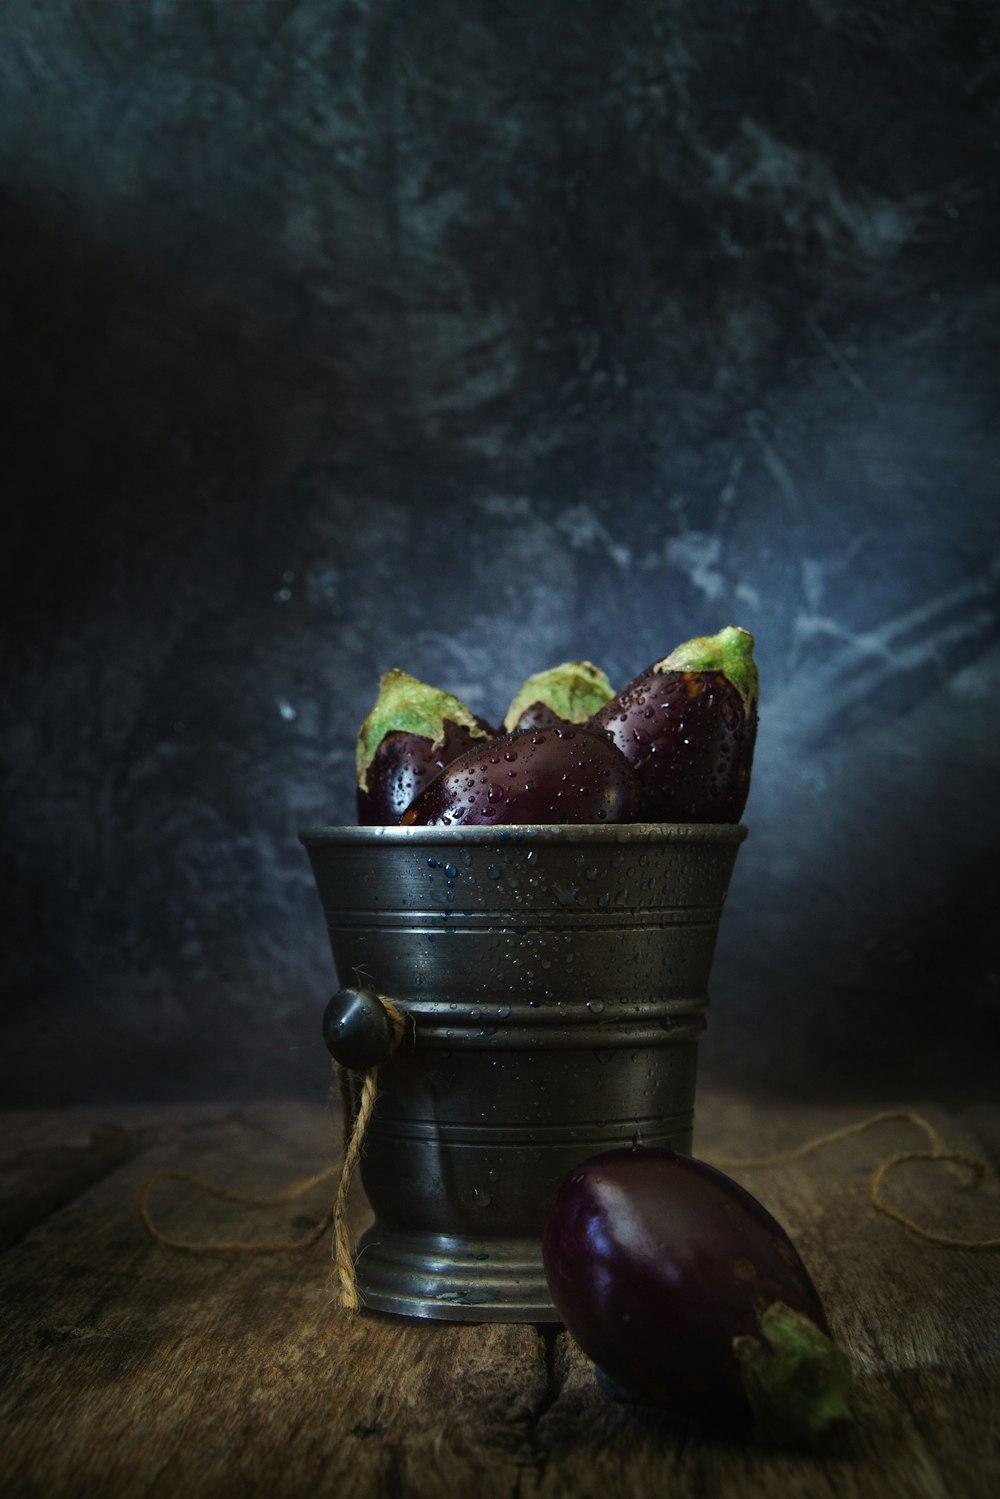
[2,0,998,1107]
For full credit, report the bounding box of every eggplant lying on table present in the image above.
[542,1147,852,1446]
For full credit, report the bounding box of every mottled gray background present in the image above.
[2,0,998,1107]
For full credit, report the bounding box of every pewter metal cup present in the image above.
[300,823,746,1322]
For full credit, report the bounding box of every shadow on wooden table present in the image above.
[0,1096,997,1498]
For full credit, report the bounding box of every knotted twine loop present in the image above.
[139,995,410,1310]
[715,1110,1000,1250]
[329,996,408,1309]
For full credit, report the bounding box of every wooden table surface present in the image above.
[0,1092,997,1498]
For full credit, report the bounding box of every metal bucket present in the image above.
[300,822,746,1322]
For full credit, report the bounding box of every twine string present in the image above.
[138,1163,338,1255]
[139,995,410,1306]
[715,1109,999,1250]
[142,1093,998,1294]
[870,1149,1000,1249]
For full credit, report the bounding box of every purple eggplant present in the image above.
[542,1147,851,1445]
[399,724,640,827]
[588,625,758,823]
[502,660,614,734]
[356,670,495,825]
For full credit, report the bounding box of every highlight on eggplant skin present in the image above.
[541,1147,852,1446]
[399,725,641,827]
[508,700,578,733]
[587,625,759,823]
[357,719,494,825]
[355,669,496,825]
[588,669,757,822]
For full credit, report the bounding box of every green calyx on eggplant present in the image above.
[587,625,758,823]
[732,1302,853,1447]
[502,660,615,734]
[355,669,495,825]
[399,724,640,827]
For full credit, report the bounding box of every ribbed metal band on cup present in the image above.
[368,1109,694,1147]
[318,906,725,927]
[352,1230,561,1321]
[384,996,707,1049]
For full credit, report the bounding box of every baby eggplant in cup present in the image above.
[588,625,758,822]
[542,1148,852,1446]
[399,724,640,827]
[502,660,615,734]
[356,669,496,825]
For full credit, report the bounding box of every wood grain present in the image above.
[0,1094,997,1498]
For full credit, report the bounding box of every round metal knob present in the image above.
[323,987,396,1069]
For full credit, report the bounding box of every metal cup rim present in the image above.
[299,822,748,847]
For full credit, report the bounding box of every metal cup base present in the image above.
[353,1227,563,1322]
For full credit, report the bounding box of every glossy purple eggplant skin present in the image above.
[588,669,757,823]
[399,725,640,827]
[357,717,496,825]
[542,1148,830,1431]
[510,701,572,733]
